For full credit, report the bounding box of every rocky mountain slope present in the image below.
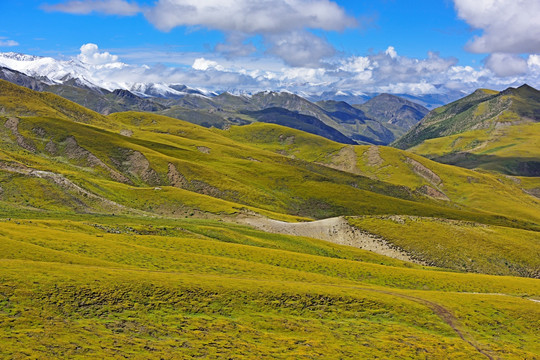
[356,93,429,132]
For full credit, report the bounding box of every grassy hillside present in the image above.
[393,84,540,175]
[1,80,540,358]
[4,79,537,228]
[225,122,540,226]
[1,215,539,359]
[409,121,540,175]
[348,216,540,277]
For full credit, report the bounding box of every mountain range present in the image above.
[394,83,540,176]
[2,52,539,178]
[0,57,429,145]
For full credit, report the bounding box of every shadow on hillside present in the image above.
[431,152,540,176]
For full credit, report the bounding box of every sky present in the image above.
[1,0,540,95]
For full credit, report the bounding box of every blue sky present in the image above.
[1,1,479,62]
[0,0,539,95]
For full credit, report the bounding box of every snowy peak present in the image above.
[0,51,209,99]
[0,52,44,62]
[0,52,90,86]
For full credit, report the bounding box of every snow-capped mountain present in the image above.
[0,52,97,87]
[0,52,209,99]
[0,51,459,109]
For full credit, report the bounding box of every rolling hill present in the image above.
[0,79,539,359]
[393,84,540,175]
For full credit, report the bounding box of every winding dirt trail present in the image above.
[237,215,423,264]
[373,290,495,360]
[238,214,497,358]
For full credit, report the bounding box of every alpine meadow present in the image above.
[0,0,539,359]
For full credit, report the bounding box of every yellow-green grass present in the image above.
[5,109,539,230]
[518,176,540,198]
[409,122,540,170]
[0,80,112,128]
[224,122,540,226]
[348,216,540,277]
[353,146,540,225]
[393,84,540,176]
[225,122,344,162]
[1,79,539,229]
[0,216,539,358]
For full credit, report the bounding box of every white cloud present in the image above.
[485,53,528,77]
[340,48,458,89]
[267,31,335,68]
[143,0,356,33]
[43,0,140,15]
[78,43,120,65]
[338,56,371,73]
[385,46,397,59]
[44,0,357,67]
[0,39,19,47]
[528,55,540,69]
[454,0,540,54]
[143,0,356,66]
[192,58,224,71]
[377,81,437,95]
[280,67,330,84]
[447,65,490,85]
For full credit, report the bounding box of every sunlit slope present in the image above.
[392,84,540,175]
[0,109,438,221]
[3,79,536,226]
[225,123,540,225]
[348,216,540,277]
[0,216,538,359]
[409,121,540,175]
[0,79,113,128]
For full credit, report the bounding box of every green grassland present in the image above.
[408,122,540,175]
[1,80,540,358]
[348,216,540,277]
[225,122,540,226]
[1,216,539,359]
[392,85,540,175]
[2,80,538,229]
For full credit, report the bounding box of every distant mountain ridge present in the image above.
[0,62,429,145]
[393,84,540,176]
[394,84,540,150]
[0,51,451,107]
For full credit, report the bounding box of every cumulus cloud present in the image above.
[454,0,540,54]
[485,53,528,77]
[267,31,335,68]
[143,0,356,33]
[78,43,120,65]
[336,47,458,90]
[528,55,540,69]
[43,0,357,66]
[192,58,224,71]
[43,0,140,15]
[0,39,19,47]
[385,46,397,59]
